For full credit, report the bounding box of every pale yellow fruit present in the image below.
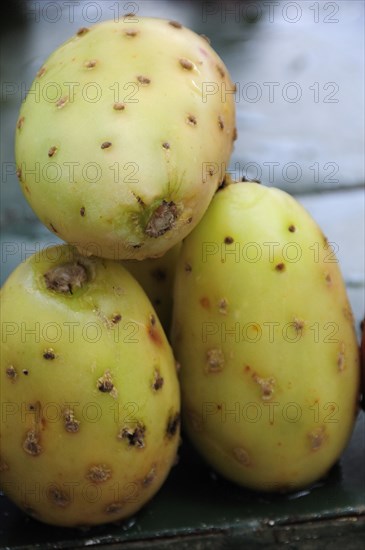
[15,17,236,260]
[172,180,360,492]
[1,245,180,526]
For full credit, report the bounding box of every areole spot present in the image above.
[288,224,296,232]
[101,141,112,149]
[224,236,234,244]
[36,66,46,78]
[150,268,167,282]
[233,447,251,466]
[47,486,70,507]
[293,318,304,333]
[137,75,151,85]
[97,370,115,394]
[152,369,164,391]
[16,167,22,180]
[308,426,327,451]
[86,464,112,483]
[17,117,25,130]
[23,430,42,456]
[169,20,182,28]
[184,263,192,273]
[218,115,224,130]
[275,262,285,272]
[113,102,126,111]
[56,96,68,108]
[6,365,17,381]
[252,374,275,401]
[200,296,210,309]
[22,369,29,375]
[125,29,139,37]
[343,305,354,322]
[111,313,122,324]
[206,348,225,373]
[105,501,123,514]
[142,465,157,487]
[145,200,178,238]
[48,146,57,158]
[233,127,238,141]
[84,59,97,68]
[119,423,146,448]
[80,206,86,217]
[44,262,88,294]
[162,142,170,150]
[148,314,163,346]
[186,114,197,126]
[49,223,58,233]
[216,65,225,78]
[179,58,194,70]
[325,272,332,286]
[337,342,345,372]
[77,27,89,36]
[218,298,228,314]
[166,412,180,438]
[63,408,80,433]
[43,348,56,360]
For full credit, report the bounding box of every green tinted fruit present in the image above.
[1,245,180,526]
[172,180,360,492]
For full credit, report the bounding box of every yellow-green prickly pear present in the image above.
[171,180,360,492]
[0,245,180,526]
[122,244,181,335]
[15,17,236,260]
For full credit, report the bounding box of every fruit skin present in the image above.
[122,244,181,335]
[171,180,360,492]
[15,17,236,260]
[0,245,180,527]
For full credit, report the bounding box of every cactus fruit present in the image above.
[122,244,181,335]
[0,245,180,526]
[15,17,236,260]
[171,179,360,492]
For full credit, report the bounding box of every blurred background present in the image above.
[1,0,364,325]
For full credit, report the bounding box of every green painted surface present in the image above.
[1,410,364,549]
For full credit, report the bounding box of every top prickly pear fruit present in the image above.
[15,17,236,260]
[171,179,360,492]
[0,245,180,526]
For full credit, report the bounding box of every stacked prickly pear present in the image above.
[171,181,360,491]
[1,15,361,529]
[1,16,236,527]
[15,16,236,260]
